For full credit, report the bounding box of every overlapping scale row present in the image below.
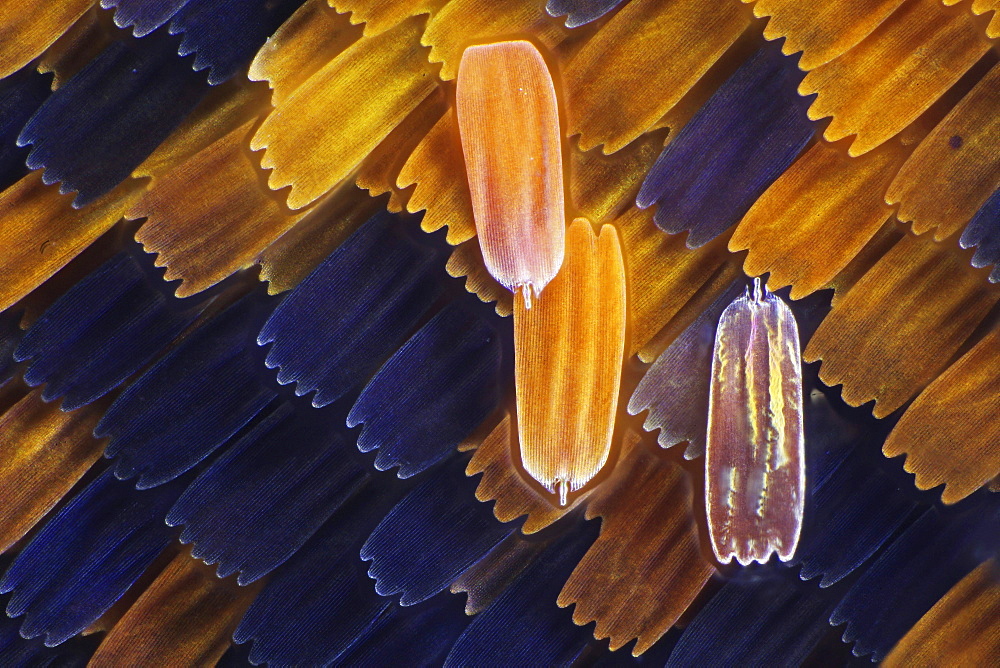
[887,61,1000,241]
[637,41,816,248]
[0,0,997,664]
[799,0,992,156]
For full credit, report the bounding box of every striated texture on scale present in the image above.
[705,279,804,565]
[456,40,565,306]
[515,219,626,504]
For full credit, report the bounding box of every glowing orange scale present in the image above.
[456,40,565,308]
[514,219,627,505]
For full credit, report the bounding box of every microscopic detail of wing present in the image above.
[563,0,749,153]
[166,0,304,86]
[97,291,278,489]
[831,502,1000,661]
[0,468,186,646]
[347,300,504,478]
[559,433,715,655]
[131,80,267,180]
[730,138,908,299]
[799,0,991,156]
[450,530,548,615]
[248,0,359,105]
[256,184,382,295]
[961,188,1000,282]
[790,388,916,588]
[570,132,663,226]
[0,0,93,80]
[0,389,105,553]
[796,448,917,587]
[804,233,999,418]
[0,171,143,315]
[333,0,442,36]
[0,63,52,193]
[629,278,746,458]
[614,205,736,360]
[446,240,515,316]
[467,414,581,533]
[887,62,1000,241]
[36,8,110,90]
[18,37,209,207]
[883,559,1000,667]
[15,251,204,411]
[422,0,565,82]
[0,612,100,666]
[233,482,402,665]
[546,0,625,28]
[426,135,692,329]
[445,520,601,667]
[401,115,661,288]
[336,594,469,666]
[166,399,370,585]
[883,326,1000,504]
[355,92,447,212]
[666,573,837,667]
[361,455,518,606]
[456,40,565,305]
[748,0,906,70]
[253,16,438,210]
[705,279,804,566]
[132,119,304,298]
[104,0,191,37]
[87,551,259,667]
[259,211,444,409]
[398,108,478,246]
[515,219,626,505]
[636,41,816,249]
[967,0,1000,38]
[943,0,1000,38]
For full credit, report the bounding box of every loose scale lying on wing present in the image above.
[706,278,805,565]
[457,40,627,507]
[456,40,804,562]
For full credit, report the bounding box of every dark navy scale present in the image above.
[97,290,279,489]
[166,398,372,585]
[546,0,626,27]
[18,37,209,207]
[961,188,1000,283]
[167,0,306,85]
[0,63,52,193]
[0,468,189,646]
[637,41,817,248]
[15,250,206,411]
[258,210,445,410]
[348,300,504,478]
[362,455,520,607]
[666,570,840,667]
[445,520,600,667]
[104,0,193,37]
[233,481,409,666]
[831,496,1000,661]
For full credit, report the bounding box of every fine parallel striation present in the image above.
[514,219,626,505]
[705,279,804,565]
[456,40,565,306]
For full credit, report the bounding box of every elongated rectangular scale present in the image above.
[706,279,804,565]
[456,40,565,306]
[514,219,626,506]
